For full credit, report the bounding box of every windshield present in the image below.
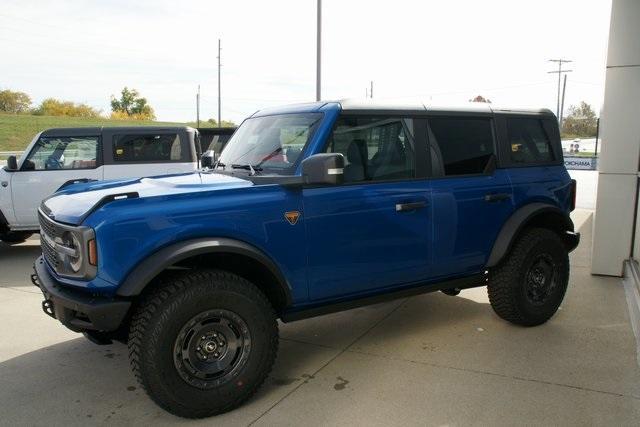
[217,113,323,175]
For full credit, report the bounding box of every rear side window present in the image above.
[113,133,183,163]
[506,118,555,164]
[428,117,494,176]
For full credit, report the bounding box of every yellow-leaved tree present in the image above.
[110,87,155,120]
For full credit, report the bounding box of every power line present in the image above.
[548,59,572,121]
[217,39,222,127]
[316,0,322,101]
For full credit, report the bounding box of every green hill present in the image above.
[0,113,185,153]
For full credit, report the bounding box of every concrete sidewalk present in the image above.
[0,214,639,425]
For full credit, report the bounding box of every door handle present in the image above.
[484,193,510,203]
[396,201,427,212]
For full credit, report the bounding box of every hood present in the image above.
[42,172,253,225]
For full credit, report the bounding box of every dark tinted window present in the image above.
[429,117,494,176]
[326,117,415,183]
[507,118,555,164]
[113,133,183,162]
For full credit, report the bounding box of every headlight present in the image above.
[39,208,97,280]
[61,231,83,272]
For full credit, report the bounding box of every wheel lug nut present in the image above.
[201,335,206,340]
[196,346,201,351]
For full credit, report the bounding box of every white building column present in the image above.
[592,0,640,276]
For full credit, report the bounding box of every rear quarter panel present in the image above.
[507,165,573,212]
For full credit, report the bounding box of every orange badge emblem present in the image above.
[284,211,300,225]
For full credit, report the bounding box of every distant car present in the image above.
[197,127,236,155]
[0,127,201,243]
[33,100,579,418]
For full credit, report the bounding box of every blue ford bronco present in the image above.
[32,100,579,418]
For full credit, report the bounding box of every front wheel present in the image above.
[488,227,569,326]
[128,270,278,418]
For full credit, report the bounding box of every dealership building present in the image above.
[591,0,640,283]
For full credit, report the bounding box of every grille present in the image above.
[38,211,61,238]
[38,210,61,271]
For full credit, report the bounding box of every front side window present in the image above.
[113,133,183,162]
[429,117,494,176]
[326,116,415,182]
[22,136,99,170]
[218,113,323,175]
[507,118,555,164]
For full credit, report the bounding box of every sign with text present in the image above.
[564,156,598,170]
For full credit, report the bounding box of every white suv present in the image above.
[0,126,201,244]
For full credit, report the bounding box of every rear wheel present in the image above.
[488,227,569,326]
[128,269,278,418]
[0,231,33,244]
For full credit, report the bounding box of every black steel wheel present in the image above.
[174,309,252,389]
[488,227,570,326]
[128,269,278,418]
[523,253,559,306]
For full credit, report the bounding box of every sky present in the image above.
[0,0,612,123]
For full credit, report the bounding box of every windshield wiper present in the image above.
[231,164,263,175]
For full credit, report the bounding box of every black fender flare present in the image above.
[486,203,575,268]
[116,237,292,305]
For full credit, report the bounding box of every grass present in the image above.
[0,113,184,153]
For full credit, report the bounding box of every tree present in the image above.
[470,95,491,103]
[190,118,236,128]
[0,89,32,113]
[33,98,100,117]
[110,87,155,120]
[562,101,598,137]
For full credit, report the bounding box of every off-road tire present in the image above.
[128,269,278,418]
[0,231,33,244]
[488,227,569,326]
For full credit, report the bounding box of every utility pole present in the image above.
[559,74,567,127]
[196,84,200,128]
[370,81,373,98]
[316,0,322,101]
[548,59,572,122]
[217,39,222,128]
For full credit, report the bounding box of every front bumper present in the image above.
[33,256,130,332]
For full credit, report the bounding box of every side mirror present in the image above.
[301,153,344,185]
[6,156,18,171]
[201,150,217,169]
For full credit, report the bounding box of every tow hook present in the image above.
[30,273,40,288]
[42,299,56,318]
[442,288,461,296]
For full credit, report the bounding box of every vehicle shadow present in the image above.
[0,294,490,424]
[0,240,41,287]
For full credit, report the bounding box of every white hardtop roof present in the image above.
[337,98,553,115]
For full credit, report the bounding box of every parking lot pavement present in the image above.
[1,214,639,426]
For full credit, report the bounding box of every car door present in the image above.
[101,129,197,180]
[426,115,514,278]
[303,115,432,302]
[10,134,103,228]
